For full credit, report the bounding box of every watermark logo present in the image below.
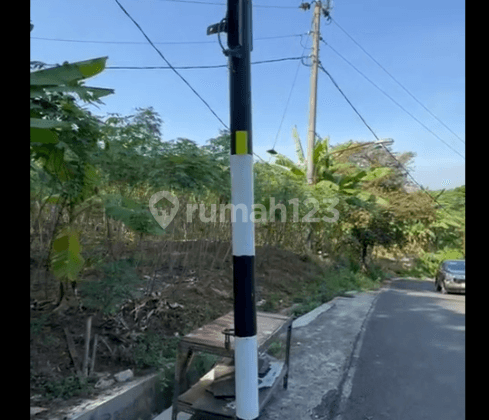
[149,192,339,228]
[149,191,179,228]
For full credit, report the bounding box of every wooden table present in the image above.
[171,311,293,420]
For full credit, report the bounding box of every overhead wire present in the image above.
[330,17,465,146]
[31,33,306,46]
[106,56,305,70]
[269,31,313,154]
[113,0,228,129]
[153,0,299,8]
[317,62,441,203]
[321,39,465,161]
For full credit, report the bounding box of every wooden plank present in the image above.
[181,311,291,352]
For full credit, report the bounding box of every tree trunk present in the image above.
[360,243,369,272]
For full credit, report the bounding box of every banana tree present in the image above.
[270,127,391,204]
[30,55,114,309]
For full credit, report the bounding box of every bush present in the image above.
[79,259,141,315]
[133,332,179,367]
[41,375,95,400]
[406,249,464,278]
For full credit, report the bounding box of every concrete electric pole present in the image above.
[208,2,258,419]
[306,1,322,185]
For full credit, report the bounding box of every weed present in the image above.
[79,259,141,315]
[41,375,95,400]
[267,340,285,358]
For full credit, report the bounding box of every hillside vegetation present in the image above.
[30,52,464,414]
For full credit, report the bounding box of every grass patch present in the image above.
[292,264,388,318]
[41,375,96,400]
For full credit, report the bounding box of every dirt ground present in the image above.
[30,240,328,419]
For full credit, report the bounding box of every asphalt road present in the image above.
[336,279,465,420]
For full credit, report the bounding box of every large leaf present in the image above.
[31,85,114,102]
[363,167,392,181]
[50,228,85,282]
[30,118,70,130]
[30,127,59,144]
[30,57,109,87]
[292,126,305,165]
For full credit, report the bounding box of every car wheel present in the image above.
[435,279,441,292]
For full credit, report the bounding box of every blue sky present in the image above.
[31,0,465,190]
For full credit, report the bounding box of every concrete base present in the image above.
[153,406,192,420]
[65,372,165,420]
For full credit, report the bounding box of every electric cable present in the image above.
[330,17,465,146]
[31,33,306,46]
[321,39,465,161]
[153,0,299,8]
[269,35,312,153]
[105,56,305,70]
[113,0,228,129]
[317,62,439,202]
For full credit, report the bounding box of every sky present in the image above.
[30,0,465,190]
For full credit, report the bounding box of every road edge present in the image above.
[331,281,392,420]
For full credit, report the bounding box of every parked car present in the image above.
[435,259,465,294]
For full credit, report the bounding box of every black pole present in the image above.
[207,3,258,418]
[228,1,259,419]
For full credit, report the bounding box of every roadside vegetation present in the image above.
[30,31,465,410]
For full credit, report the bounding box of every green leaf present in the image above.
[316,180,339,191]
[30,127,59,144]
[30,118,69,130]
[363,167,392,181]
[30,57,108,86]
[42,85,114,102]
[50,229,85,282]
[292,126,305,165]
[42,147,74,182]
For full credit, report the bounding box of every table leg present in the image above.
[283,324,292,389]
[172,347,194,420]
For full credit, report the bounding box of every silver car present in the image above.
[435,259,465,294]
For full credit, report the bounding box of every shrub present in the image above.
[407,248,464,278]
[42,375,95,400]
[79,259,141,315]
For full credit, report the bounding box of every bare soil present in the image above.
[30,240,327,419]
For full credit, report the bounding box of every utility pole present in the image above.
[208,2,258,419]
[306,1,322,185]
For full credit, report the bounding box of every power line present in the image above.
[270,19,314,153]
[113,0,228,129]
[153,0,299,8]
[105,56,305,70]
[318,63,379,142]
[317,62,442,203]
[321,39,465,161]
[31,33,305,46]
[330,17,465,146]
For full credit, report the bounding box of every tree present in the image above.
[30,53,114,309]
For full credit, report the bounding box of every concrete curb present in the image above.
[61,372,165,420]
[292,291,360,329]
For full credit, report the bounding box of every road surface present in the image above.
[336,279,465,420]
